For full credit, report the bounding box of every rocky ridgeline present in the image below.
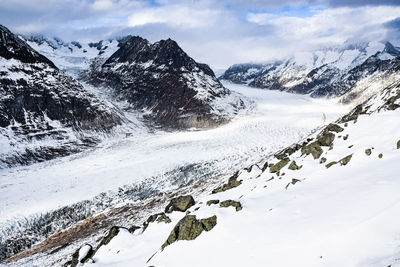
[220,42,400,101]
[86,36,247,129]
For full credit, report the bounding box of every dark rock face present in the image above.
[87,36,245,129]
[220,63,264,84]
[165,195,195,213]
[0,24,123,167]
[0,25,56,68]
[220,42,400,99]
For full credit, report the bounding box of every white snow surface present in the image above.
[0,82,348,225]
[83,88,400,267]
[25,37,119,76]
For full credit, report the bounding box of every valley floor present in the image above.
[0,83,348,224]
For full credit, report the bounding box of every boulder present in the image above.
[219,200,243,211]
[288,161,302,170]
[317,131,335,146]
[165,195,195,213]
[269,158,290,173]
[161,215,217,249]
[212,172,242,193]
[365,148,372,156]
[301,141,323,159]
[200,216,218,231]
[378,153,383,159]
[325,161,337,168]
[206,199,220,206]
[143,213,171,231]
[320,157,327,164]
[339,154,353,166]
[325,123,344,133]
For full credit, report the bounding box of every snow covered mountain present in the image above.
[221,41,400,102]
[85,36,247,129]
[24,35,121,76]
[0,25,125,167]
[59,73,399,267]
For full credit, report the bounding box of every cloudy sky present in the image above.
[1,0,400,69]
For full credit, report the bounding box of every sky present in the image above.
[1,0,400,69]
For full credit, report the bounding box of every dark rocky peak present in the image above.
[151,38,195,68]
[104,36,150,65]
[103,36,212,75]
[0,25,56,68]
[383,41,400,57]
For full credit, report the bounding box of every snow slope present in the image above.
[25,36,120,76]
[78,83,400,267]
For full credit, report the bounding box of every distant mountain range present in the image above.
[220,41,400,104]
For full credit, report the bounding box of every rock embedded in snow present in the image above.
[212,171,242,193]
[301,141,323,159]
[339,154,353,166]
[70,244,93,267]
[325,161,338,168]
[94,226,124,254]
[219,200,243,211]
[161,215,217,250]
[143,213,172,230]
[397,140,400,149]
[269,158,290,173]
[165,195,195,213]
[206,200,220,206]
[288,161,302,170]
[365,148,372,156]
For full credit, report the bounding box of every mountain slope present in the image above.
[0,25,124,167]
[221,42,400,100]
[86,36,248,129]
[62,80,400,266]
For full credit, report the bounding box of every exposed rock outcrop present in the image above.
[212,171,242,193]
[161,215,217,249]
[219,200,243,211]
[165,195,195,213]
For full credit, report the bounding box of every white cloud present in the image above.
[91,0,115,11]
[128,6,220,28]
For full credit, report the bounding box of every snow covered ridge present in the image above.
[0,24,125,167]
[221,41,400,101]
[24,35,121,77]
[46,83,398,267]
[85,36,250,129]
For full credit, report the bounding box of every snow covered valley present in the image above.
[0,82,349,264]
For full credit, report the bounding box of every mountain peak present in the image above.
[383,41,400,57]
[0,24,56,68]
